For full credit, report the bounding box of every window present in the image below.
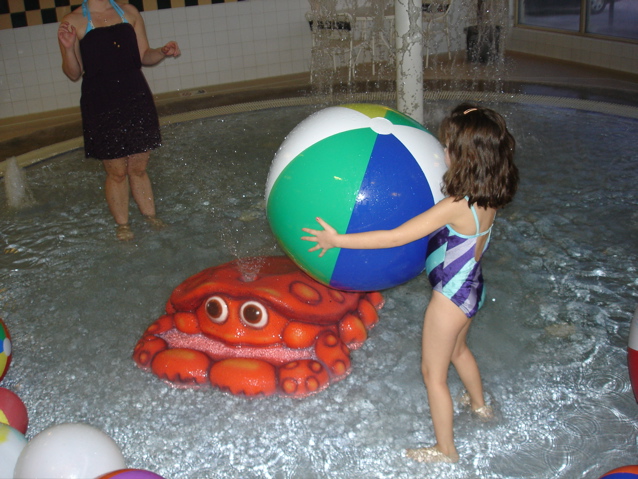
[517,0,638,41]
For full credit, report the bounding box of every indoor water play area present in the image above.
[0,91,637,477]
[1,0,638,477]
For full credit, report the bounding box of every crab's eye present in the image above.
[205,296,228,324]
[240,301,268,329]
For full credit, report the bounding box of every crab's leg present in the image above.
[360,292,384,328]
[366,291,385,310]
[210,358,277,396]
[339,292,385,349]
[133,314,175,368]
[315,330,351,378]
[151,348,211,387]
[282,322,327,349]
[276,330,351,398]
[339,312,370,348]
[279,359,330,397]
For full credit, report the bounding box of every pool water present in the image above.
[0,100,637,478]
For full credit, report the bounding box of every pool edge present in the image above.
[2,90,637,178]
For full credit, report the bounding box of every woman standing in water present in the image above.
[58,0,180,241]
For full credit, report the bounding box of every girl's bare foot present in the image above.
[406,446,459,463]
[459,391,495,421]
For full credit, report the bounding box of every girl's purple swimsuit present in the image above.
[425,198,493,318]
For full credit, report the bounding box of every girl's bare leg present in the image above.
[416,291,472,461]
[451,318,488,412]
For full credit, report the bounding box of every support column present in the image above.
[395,0,423,124]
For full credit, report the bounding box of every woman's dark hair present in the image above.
[439,103,519,209]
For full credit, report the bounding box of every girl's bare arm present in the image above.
[302,197,463,257]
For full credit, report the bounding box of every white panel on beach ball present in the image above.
[0,423,27,479]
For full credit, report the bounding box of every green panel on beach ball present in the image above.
[267,128,377,285]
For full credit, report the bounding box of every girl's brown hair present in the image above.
[439,103,519,209]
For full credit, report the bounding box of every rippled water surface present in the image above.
[1,101,637,478]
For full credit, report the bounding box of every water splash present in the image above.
[236,256,267,282]
[3,157,35,209]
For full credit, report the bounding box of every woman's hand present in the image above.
[58,19,83,81]
[161,41,181,58]
[301,217,339,257]
[58,21,77,49]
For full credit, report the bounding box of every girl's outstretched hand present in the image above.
[301,217,339,257]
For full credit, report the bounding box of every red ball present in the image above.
[96,469,165,479]
[0,387,28,434]
[600,465,638,478]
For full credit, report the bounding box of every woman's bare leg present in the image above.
[102,157,130,226]
[126,152,156,218]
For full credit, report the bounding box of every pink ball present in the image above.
[0,318,12,382]
[96,469,166,479]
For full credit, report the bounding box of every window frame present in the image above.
[515,0,638,44]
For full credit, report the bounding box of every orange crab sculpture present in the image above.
[133,256,384,398]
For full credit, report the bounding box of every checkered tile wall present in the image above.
[0,0,244,30]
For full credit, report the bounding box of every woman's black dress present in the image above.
[79,23,161,160]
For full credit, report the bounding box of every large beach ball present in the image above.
[13,423,126,479]
[0,423,27,479]
[0,318,11,382]
[265,104,446,291]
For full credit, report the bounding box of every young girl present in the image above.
[301,103,519,463]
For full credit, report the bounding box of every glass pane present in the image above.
[587,0,638,40]
[518,0,581,31]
